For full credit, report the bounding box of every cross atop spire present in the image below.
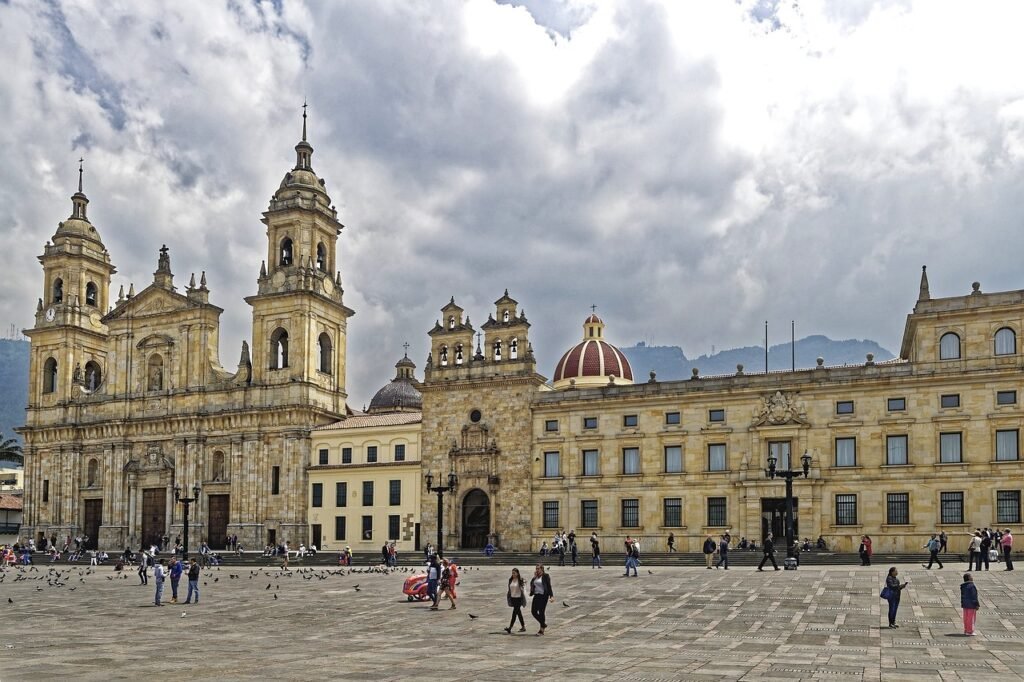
[402,341,410,357]
[590,303,597,313]
[294,101,313,170]
[78,158,84,193]
[302,100,308,142]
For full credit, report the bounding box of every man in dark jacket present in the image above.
[715,535,730,570]
[702,536,716,569]
[757,534,780,571]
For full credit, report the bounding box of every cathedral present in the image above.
[19,112,352,551]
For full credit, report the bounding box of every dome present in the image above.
[552,314,633,389]
[368,354,422,413]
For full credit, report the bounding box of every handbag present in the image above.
[879,586,892,600]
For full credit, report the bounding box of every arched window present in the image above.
[147,354,164,391]
[939,332,961,360]
[84,361,102,391]
[85,282,98,307]
[316,243,327,272]
[493,339,502,361]
[270,328,289,369]
[86,458,99,487]
[440,345,449,366]
[279,237,293,266]
[448,316,455,330]
[212,451,226,482]
[455,343,464,365]
[52,278,63,304]
[42,357,57,394]
[318,332,332,374]
[503,310,510,322]
[510,337,518,360]
[995,327,1017,356]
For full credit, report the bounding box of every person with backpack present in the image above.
[923,533,944,569]
[978,533,992,571]
[882,566,909,628]
[961,572,980,635]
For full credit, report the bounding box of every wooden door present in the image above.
[207,494,230,549]
[142,488,166,549]
[311,524,321,548]
[83,499,102,550]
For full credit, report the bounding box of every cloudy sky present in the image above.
[2,0,1023,405]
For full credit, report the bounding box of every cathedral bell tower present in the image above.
[25,160,115,411]
[245,105,354,403]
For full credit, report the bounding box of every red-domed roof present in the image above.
[552,315,633,388]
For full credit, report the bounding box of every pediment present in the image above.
[103,285,218,322]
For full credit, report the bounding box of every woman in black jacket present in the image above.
[504,568,526,634]
[529,564,554,635]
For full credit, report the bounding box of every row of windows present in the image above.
[438,337,521,365]
[278,238,330,273]
[542,497,727,529]
[269,328,333,374]
[542,490,1024,531]
[311,480,403,508]
[540,429,1023,477]
[329,514,401,542]
[939,328,1018,360]
[316,444,408,466]
[540,390,1018,431]
[49,278,99,307]
[834,490,1021,526]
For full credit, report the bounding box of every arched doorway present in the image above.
[461,489,490,549]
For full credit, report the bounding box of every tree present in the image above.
[0,435,22,466]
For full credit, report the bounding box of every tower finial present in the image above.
[78,157,84,193]
[302,100,308,142]
[918,265,930,302]
[403,341,410,358]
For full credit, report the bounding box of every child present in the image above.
[961,572,980,635]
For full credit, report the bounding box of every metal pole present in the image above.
[182,501,190,559]
[764,321,768,373]
[785,475,795,561]
[436,490,444,557]
[791,320,795,372]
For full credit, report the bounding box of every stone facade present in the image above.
[18,118,352,551]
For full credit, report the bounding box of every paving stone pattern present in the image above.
[1,562,1023,680]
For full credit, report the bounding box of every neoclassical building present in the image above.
[19,114,353,550]
[421,271,1024,553]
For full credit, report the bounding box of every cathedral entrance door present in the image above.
[461,489,490,549]
[142,488,166,549]
[83,499,102,550]
[207,495,229,549]
[761,497,798,543]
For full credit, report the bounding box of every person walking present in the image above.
[137,550,149,585]
[529,564,554,635]
[168,557,183,604]
[758,534,780,571]
[183,558,200,604]
[940,530,948,553]
[667,532,677,553]
[1002,529,1014,571]
[883,566,909,628]
[153,559,166,606]
[978,532,992,572]
[439,558,458,609]
[923,534,944,569]
[703,536,716,570]
[961,572,980,636]
[967,532,981,570]
[570,540,579,567]
[426,555,441,610]
[623,536,637,577]
[591,536,602,568]
[504,568,527,634]
[859,536,871,566]
[716,534,730,570]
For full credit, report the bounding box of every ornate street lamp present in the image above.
[425,467,458,557]
[765,450,812,567]
[173,482,201,559]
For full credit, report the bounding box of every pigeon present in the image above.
[214,578,219,583]
[181,612,187,618]
[562,601,570,608]
[274,594,278,600]
[7,598,12,604]
[468,613,478,619]
[266,584,271,590]
[353,586,361,592]
[648,570,653,575]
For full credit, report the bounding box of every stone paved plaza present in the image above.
[3,560,1024,680]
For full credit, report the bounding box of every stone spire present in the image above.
[294,101,313,171]
[918,265,930,302]
[70,157,89,222]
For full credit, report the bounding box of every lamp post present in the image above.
[425,468,458,557]
[765,450,812,567]
[173,483,201,559]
